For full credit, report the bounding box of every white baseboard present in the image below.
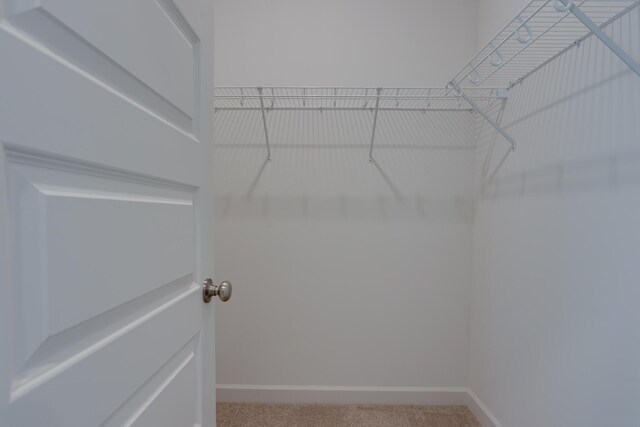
[217,384,468,406]
[465,389,503,427]
[217,385,502,427]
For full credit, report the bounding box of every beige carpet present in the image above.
[217,402,481,427]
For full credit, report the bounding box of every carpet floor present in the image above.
[217,402,481,427]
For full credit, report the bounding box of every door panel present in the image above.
[0,22,199,183]
[127,351,198,427]
[101,335,198,427]
[32,0,197,117]
[8,157,195,362]
[9,292,200,426]
[0,0,215,425]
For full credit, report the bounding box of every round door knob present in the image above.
[203,279,232,303]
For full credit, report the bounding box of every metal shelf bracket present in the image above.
[560,0,640,78]
[449,82,516,151]
[257,86,272,160]
[369,87,383,162]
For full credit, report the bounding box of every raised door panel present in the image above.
[9,291,201,427]
[5,152,202,427]
[7,0,196,122]
[8,155,196,369]
[0,1,200,184]
[0,0,213,424]
[128,354,198,427]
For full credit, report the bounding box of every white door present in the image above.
[0,0,216,426]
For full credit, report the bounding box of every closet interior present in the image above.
[212,1,640,426]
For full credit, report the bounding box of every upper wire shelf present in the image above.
[214,87,502,112]
[450,0,640,89]
[215,0,640,157]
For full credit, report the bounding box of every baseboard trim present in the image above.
[465,389,502,427]
[217,385,502,427]
[216,384,468,406]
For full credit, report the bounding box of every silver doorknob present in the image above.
[203,279,232,303]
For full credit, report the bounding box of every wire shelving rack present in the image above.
[214,87,501,112]
[214,0,640,159]
[214,87,503,161]
[449,0,640,90]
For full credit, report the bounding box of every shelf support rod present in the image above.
[369,87,382,162]
[561,0,640,78]
[449,83,515,151]
[257,86,272,161]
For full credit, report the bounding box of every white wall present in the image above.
[213,111,476,393]
[214,0,478,87]
[475,0,525,48]
[214,0,640,419]
[213,0,479,398]
[470,3,640,426]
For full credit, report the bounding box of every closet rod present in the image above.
[214,107,474,112]
[215,95,495,101]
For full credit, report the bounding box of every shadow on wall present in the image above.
[212,99,478,391]
[213,108,478,222]
[481,145,640,200]
[469,7,640,427]
[215,193,475,222]
[477,10,640,199]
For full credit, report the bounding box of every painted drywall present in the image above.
[213,109,476,392]
[475,0,526,49]
[213,0,479,395]
[470,4,640,426]
[214,0,479,87]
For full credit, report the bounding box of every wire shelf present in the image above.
[214,87,503,112]
[215,0,639,157]
[450,0,639,89]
